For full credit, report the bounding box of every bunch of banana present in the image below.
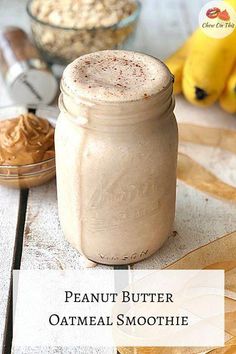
[165,0,236,113]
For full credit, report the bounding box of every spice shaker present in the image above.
[0,26,58,104]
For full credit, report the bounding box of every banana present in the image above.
[165,35,193,94]
[166,0,236,108]
[225,0,236,7]
[219,64,236,113]
[182,27,236,107]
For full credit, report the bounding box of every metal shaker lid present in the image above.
[0,27,58,105]
[6,60,58,105]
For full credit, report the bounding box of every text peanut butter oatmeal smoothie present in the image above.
[56,50,178,266]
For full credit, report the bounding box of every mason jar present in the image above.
[55,50,178,265]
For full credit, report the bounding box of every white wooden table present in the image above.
[2,1,236,354]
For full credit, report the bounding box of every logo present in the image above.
[199,1,236,38]
[206,7,230,20]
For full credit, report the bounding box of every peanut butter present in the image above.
[0,113,55,166]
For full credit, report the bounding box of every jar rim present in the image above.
[58,89,175,128]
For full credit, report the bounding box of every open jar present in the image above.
[56,50,178,265]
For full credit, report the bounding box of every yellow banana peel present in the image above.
[182,29,236,107]
[220,64,236,113]
[165,0,236,112]
[225,0,236,8]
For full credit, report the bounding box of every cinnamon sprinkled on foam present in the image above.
[62,50,172,103]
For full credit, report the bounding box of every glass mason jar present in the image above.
[55,50,178,265]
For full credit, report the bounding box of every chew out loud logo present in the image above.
[199,0,236,38]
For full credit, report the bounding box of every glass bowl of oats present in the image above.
[26,0,141,65]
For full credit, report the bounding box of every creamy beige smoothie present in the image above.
[56,50,178,265]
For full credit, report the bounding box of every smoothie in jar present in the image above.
[56,50,178,265]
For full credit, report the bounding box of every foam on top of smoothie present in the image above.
[62,50,172,103]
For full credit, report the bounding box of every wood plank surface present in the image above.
[12,347,115,354]
[0,105,29,353]
[0,187,20,351]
